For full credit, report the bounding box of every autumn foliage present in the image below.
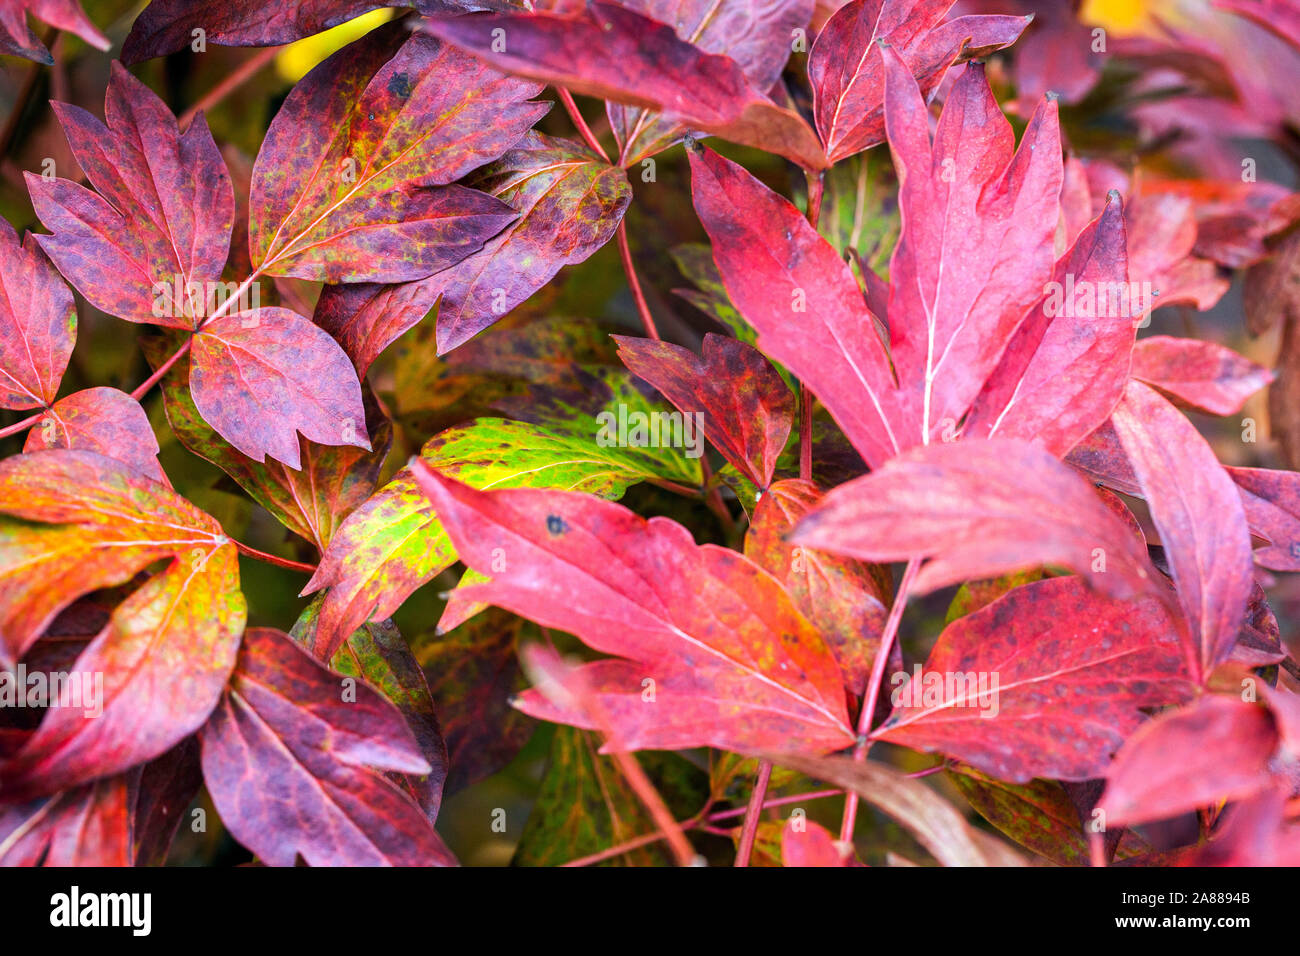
[2,0,1300,868]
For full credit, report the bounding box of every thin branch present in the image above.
[178,46,282,132]
[559,788,844,867]
[233,540,317,574]
[617,221,661,340]
[839,557,920,842]
[556,87,610,163]
[0,411,42,441]
[131,271,264,402]
[734,760,774,867]
[0,27,57,158]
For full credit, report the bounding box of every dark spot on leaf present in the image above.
[387,73,411,98]
[546,514,568,536]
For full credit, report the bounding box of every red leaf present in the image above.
[436,133,632,353]
[0,219,76,411]
[1099,695,1278,827]
[0,775,131,866]
[607,0,815,164]
[249,22,536,282]
[0,450,244,677]
[198,628,455,866]
[1110,380,1254,680]
[313,278,443,379]
[744,478,888,696]
[144,334,391,548]
[883,53,1062,448]
[0,0,109,63]
[615,333,793,489]
[1189,786,1300,866]
[792,438,1157,598]
[964,196,1135,456]
[189,308,370,469]
[412,464,856,754]
[23,387,165,484]
[809,0,1030,161]
[0,533,243,800]
[121,1,496,62]
[132,737,203,866]
[1071,420,1300,575]
[27,63,233,329]
[1216,0,1300,53]
[1228,465,1300,571]
[782,818,851,867]
[424,1,829,169]
[290,601,449,823]
[875,576,1193,782]
[1131,335,1273,416]
[688,143,902,468]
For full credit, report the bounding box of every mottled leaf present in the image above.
[291,598,448,821]
[189,308,371,469]
[1110,380,1253,680]
[144,334,390,550]
[1131,335,1273,416]
[23,388,164,484]
[249,22,536,282]
[412,609,536,794]
[793,438,1157,598]
[303,411,696,659]
[606,0,815,164]
[0,219,76,411]
[875,576,1193,781]
[198,628,455,866]
[0,449,244,685]
[122,1,502,62]
[414,467,856,754]
[437,132,631,353]
[809,0,1029,161]
[424,1,829,168]
[513,726,705,866]
[744,478,887,696]
[615,332,793,489]
[27,64,233,328]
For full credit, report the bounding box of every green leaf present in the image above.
[512,727,707,866]
[302,411,699,660]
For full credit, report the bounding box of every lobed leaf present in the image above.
[249,22,537,283]
[414,467,857,754]
[199,628,455,866]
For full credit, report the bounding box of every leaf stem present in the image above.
[177,46,281,132]
[555,87,610,163]
[131,270,264,402]
[838,556,920,842]
[616,221,660,340]
[734,760,774,867]
[0,27,57,158]
[559,788,844,867]
[130,337,193,401]
[0,411,42,441]
[232,540,317,573]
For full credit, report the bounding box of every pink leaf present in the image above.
[1110,380,1254,680]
